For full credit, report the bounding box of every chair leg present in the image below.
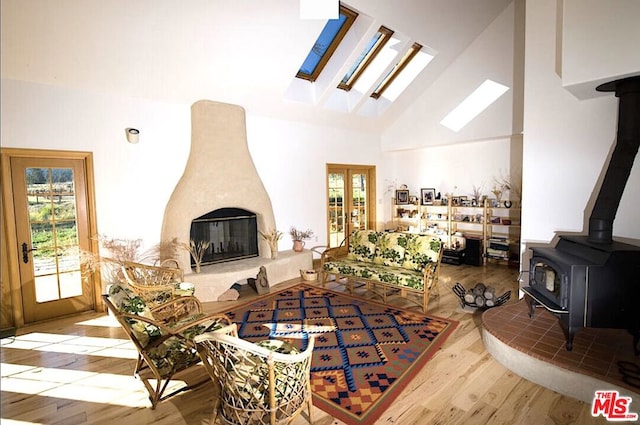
[306,396,314,424]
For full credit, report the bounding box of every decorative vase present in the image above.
[293,240,305,252]
[269,241,278,259]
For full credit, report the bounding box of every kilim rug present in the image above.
[219,283,459,425]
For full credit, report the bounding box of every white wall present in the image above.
[385,137,516,210]
[1,79,386,254]
[381,1,517,149]
[560,0,640,99]
[522,0,640,250]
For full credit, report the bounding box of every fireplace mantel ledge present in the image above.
[185,250,312,302]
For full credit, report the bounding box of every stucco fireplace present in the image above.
[160,100,311,301]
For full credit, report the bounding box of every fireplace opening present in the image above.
[190,207,258,268]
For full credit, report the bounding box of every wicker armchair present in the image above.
[120,260,190,310]
[195,324,314,425]
[103,283,233,408]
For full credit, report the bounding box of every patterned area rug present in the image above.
[220,283,459,424]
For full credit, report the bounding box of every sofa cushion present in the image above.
[402,234,442,272]
[373,232,407,268]
[323,258,426,290]
[346,229,378,263]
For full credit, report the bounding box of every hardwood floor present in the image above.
[1,263,612,424]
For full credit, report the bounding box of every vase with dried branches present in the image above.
[289,226,314,252]
[258,228,283,259]
[493,173,522,207]
[180,240,210,273]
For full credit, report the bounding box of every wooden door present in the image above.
[9,155,95,323]
[326,164,376,248]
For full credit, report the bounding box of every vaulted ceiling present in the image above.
[1,0,514,135]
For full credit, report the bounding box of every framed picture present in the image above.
[452,196,461,206]
[395,189,410,205]
[420,188,436,205]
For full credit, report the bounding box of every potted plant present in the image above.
[289,226,314,252]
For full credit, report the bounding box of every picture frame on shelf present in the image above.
[451,196,461,206]
[459,195,469,206]
[395,189,410,205]
[420,188,436,205]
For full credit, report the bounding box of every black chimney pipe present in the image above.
[589,76,640,244]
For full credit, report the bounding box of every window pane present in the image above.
[296,5,358,82]
[299,14,347,76]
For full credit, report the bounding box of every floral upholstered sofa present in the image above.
[321,230,443,313]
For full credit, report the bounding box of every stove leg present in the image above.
[524,295,537,318]
[558,321,574,351]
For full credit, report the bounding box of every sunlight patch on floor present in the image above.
[2,332,134,357]
[1,364,161,407]
[0,419,42,425]
[75,315,121,328]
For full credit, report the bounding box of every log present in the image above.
[473,283,486,296]
[465,290,476,304]
[484,287,495,300]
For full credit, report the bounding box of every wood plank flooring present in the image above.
[1,263,611,424]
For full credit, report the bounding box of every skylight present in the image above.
[296,5,358,82]
[371,43,424,100]
[440,80,510,132]
[376,47,434,101]
[291,3,437,116]
[338,26,394,91]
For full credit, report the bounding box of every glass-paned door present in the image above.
[326,164,376,248]
[11,157,94,323]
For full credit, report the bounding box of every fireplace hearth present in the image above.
[521,76,640,353]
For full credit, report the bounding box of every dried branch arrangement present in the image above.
[259,228,283,259]
[180,239,211,273]
[289,226,314,241]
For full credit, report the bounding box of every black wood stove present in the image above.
[521,76,640,353]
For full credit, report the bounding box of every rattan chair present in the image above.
[195,324,314,425]
[103,283,233,408]
[120,260,188,310]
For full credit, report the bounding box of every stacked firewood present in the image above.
[463,282,498,307]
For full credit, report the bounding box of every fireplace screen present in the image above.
[190,208,258,267]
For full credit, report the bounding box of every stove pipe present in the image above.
[589,76,640,244]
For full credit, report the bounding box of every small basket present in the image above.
[300,269,318,281]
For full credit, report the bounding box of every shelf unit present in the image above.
[483,200,521,264]
[392,199,452,247]
[391,197,521,264]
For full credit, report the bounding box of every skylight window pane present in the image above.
[298,15,346,75]
[352,37,400,93]
[440,80,509,132]
[371,42,422,99]
[381,50,433,101]
[296,4,358,82]
[338,26,393,91]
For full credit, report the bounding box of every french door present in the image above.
[326,164,376,248]
[7,153,97,323]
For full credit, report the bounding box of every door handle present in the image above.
[22,243,37,264]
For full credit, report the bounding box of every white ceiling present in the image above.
[1,0,513,134]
